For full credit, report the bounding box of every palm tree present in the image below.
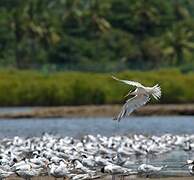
[79,0,111,35]
[162,23,194,65]
[9,0,61,68]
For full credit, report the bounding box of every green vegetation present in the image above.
[0,0,194,71]
[0,70,193,106]
[0,1,194,106]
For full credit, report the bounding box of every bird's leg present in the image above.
[146,154,148,164]
[124,91,132,98]
[112,174,116,180]
[124,89,137,97]
[120,175,124,180]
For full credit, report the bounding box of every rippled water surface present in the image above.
[0,116,194,137]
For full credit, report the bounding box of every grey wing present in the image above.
[114,94,150,121]
[112,76,144,88]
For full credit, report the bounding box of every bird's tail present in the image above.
[152,84,161,100]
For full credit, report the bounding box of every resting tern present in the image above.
[0,168,14,180]
[101,164,137,175]
[137,164,166,177]
[47,160,69,179]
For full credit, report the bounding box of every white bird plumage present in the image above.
[112,76,161,121]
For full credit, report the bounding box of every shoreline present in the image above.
[0,104,194,119]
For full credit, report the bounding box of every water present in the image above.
[0,116,194,138]
[0,115,194,177]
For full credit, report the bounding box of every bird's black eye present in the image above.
[43,154,46,158]
[0,156,2,159]
[13,158,18,163]
[71,159,76,164]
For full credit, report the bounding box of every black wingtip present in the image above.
[113,117,117,121]
[113,116,121,122]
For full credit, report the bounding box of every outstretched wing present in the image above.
[114,94,150,121]
[112,76,144,88]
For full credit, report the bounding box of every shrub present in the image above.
[0,69,193,106]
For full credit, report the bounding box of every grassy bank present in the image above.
[0,69,193,106]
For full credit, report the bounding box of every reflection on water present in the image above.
[129,150,192,176]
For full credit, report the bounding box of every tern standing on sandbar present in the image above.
[112,76,161,121]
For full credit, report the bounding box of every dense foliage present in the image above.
[0,70,193,106]
[0,0,194,71]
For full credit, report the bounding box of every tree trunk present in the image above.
[175,46,184,65]
[13,15,23,69]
